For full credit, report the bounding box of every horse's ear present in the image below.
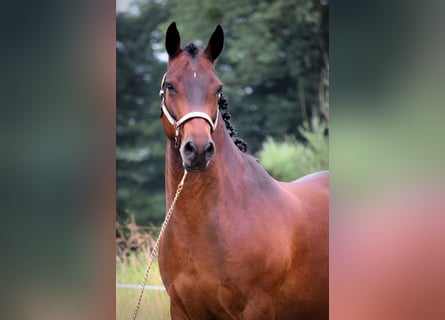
[166,22,181,58]
[204,25,224,62]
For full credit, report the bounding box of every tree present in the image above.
[116,1,170,225]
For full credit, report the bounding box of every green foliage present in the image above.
[258,116,329,181]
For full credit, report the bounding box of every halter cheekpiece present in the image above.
[159,73,220,148]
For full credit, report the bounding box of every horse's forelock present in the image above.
[184,43,199,58]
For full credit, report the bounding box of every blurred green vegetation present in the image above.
[258,116,329,181]
[117,0,329,225]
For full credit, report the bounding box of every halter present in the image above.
[159,73,219,148]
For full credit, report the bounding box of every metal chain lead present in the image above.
[130,170,188,320]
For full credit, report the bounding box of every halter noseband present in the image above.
[159,73,220,148]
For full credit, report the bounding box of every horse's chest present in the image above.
[161,232,245,314]
[161,229,220,281]
[163,258,227,317]
[168,264,245,319]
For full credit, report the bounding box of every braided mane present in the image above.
[218,92,248,153]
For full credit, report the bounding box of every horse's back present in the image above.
[283,170,329,211]
[293,170,329,191]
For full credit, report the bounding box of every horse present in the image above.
[157,22,329,320]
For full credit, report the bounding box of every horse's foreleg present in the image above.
[170,301,189,320]
[241,296,275,320]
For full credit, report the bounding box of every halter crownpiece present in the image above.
[159,73,220,147]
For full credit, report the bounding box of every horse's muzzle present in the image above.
[180,140,215,173]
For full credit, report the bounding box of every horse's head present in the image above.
[160,22,224,173]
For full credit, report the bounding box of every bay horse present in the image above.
[158,22,329,320]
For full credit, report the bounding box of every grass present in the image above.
[116,253,170,320]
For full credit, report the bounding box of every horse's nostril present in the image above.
[204,142,215,160]
[183,141,198,156]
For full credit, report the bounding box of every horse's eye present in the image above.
[166,82,175,92]
[217,87,223,98]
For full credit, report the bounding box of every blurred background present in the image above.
[116,0,329,229]
[2,0,443,318]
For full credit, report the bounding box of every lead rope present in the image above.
[130,170,188,320]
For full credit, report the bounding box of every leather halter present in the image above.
[159,73,220,148]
